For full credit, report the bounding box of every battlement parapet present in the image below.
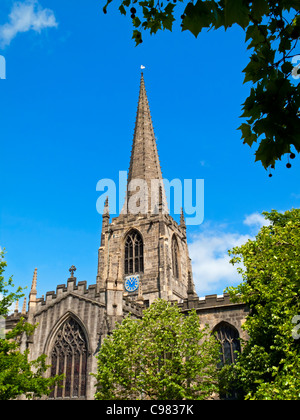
[37,278,99,308]
[178,293,245,311]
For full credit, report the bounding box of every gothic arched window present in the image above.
[49,317,88,399]
[214,322,241,367]
[172,235,180,279]
[124,230,143,275]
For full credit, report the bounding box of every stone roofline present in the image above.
[178,293,246,312]
[6,288,245,322]
[6,276,144,320]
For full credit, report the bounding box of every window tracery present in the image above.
[124,230,144,275]
[49,317,88,399]
[214,322,241,367]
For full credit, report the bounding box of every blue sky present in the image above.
[0,0,299,301]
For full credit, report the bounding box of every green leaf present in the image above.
[133,16,141,28]
[239,123,257,147]
[281,61,293,74]
[119,4,126,15]
[183,0,214,37]
[163,14,175,31]
[165,2,175,15]
[251,0,270,22]
[224,0,250,29]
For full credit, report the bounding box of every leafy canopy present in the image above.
[224,209,300,400]
[0,250,62,400]
[93,299,220,400]
[103,0,300,173]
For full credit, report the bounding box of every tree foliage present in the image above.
[94,299,220,400]
[103,0,300,172]
[224,209,300,400]
[0,250,62,400]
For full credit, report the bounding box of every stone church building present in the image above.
[8,73,248,400]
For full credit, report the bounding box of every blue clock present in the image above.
[124,275,140,292]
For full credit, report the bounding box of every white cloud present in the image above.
[243,212,270,229]
[189,225,251,297]
[189,213,276,296]
[0,0,58,47]
[188,212,274,296]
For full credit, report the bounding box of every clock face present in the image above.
[124,275,139,292]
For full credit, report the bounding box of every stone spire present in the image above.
[22,297,27,315]
[126,72,168,215]
[180,208,186,229]
[102,196,110,230]
[29,268,38,311]
[14,300,19,314]
[187,270,197,301]
[103,196,109,217]
[30,268,37,295]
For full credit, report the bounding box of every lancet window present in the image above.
[172,235,180,279]
[124,230,144,275]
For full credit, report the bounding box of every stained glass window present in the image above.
[49,317,88,399]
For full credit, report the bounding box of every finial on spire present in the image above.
[180,208,186,229]
[28,268,38,311]
[103,196,109,217]
[14,300,19,314]
[187,271,197,298]
[69,265,77,278]
[30,268,37,294]
[22,297,27,315]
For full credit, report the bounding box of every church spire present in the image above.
[126,72,168,214]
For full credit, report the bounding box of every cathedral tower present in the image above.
[97,72,197,308]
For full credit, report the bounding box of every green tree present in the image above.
[103,0,300,172]
[224,209,300,400]
[94,299,220,400]
[0,250,62,400]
